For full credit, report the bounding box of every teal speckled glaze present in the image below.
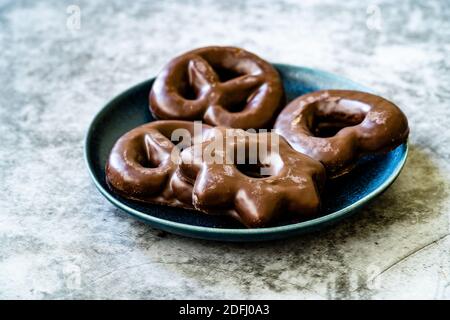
[84,64,408,241]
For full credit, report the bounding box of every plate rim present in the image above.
[84,63,409,236]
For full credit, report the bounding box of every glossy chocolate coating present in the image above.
[149,46,285,129]
[106,120,211,208]
[274,90,410,177]
[106,122,325,228]
[176,127,326,228]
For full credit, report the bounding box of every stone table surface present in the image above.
[1,0,449,299]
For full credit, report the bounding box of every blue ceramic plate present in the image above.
[85,64,408,241]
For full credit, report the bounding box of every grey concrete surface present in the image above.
[1,0,449,299]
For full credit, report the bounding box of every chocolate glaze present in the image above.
[107,46,411,228]
[175,127,326,228]
[106,120,211,208]
[274,90,410,177]
[106,122,326,228]
[149,46,285,129]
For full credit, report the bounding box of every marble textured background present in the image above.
[1,0,449,299]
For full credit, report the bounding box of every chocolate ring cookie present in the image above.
[106,120,211,207]
[274,90,409,177]
[149,46,284,129]
[175,127,326,228]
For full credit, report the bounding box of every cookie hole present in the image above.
[178,76,199,100]
[213,66,244,82]
[218,84,260,113]
[136,141,162,168]
[137,133,175,169]
[311,114,364,137]
[136,155,160,168]
[233,146,280,179]
[235,163,272,179]
[222,98,248,113]
[309,99,369,137]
